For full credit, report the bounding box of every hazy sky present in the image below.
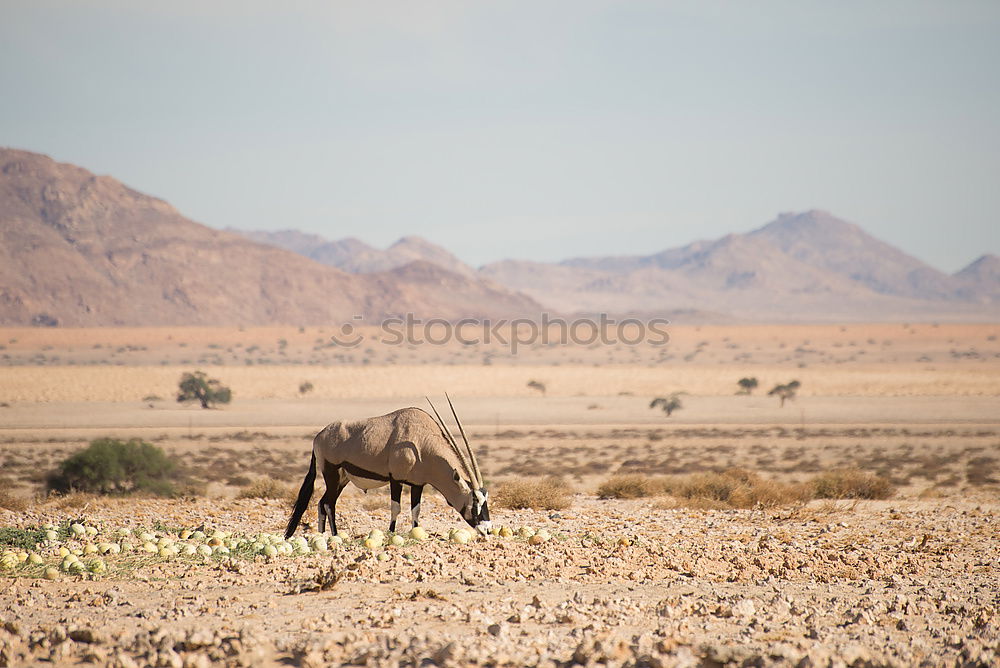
[2,1,998,271]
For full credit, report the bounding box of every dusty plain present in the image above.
[1,323,999,666]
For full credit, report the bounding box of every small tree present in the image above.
[768,380,801,407]
[737,377,759,395]
[650,393,684,417]
[177,371,232,409]
[298,381,315,395]
[47,438,177,496]
[527,380,546,396]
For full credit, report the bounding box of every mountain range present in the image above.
[236,212,999,322]
[1,147,997,326]
[0,148,539,326]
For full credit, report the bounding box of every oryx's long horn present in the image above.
[425,397,476,482]
[425,397,459,450]
[446,393,482,488]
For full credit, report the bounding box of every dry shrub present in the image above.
[597,474,655,499]
[597,475,676,499]
[811,469,894,500]
[495,477,571,510]
[0,489,29,512]
[663,468,811,509]
[237,478,293,500]
[603,467,893,509]
[966,456,999,486]
[173,481,208,498]
[361,494,386,511]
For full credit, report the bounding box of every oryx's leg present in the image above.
[389,480,402,533]
[319,462,348,536]
[410,484,424,527]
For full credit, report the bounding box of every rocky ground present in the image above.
[2,494,999,667]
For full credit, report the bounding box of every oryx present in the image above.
[285,396,490,539]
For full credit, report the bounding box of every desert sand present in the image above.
[1,324,999,666]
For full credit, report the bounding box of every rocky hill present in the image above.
[482,211,999,321]
[0,149,540,326]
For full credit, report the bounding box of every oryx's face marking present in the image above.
[460,487,491,535]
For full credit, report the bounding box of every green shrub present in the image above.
[47,438,177,496]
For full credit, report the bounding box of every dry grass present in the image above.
[40,492,108,511]
[494,477,572,510]
[810,469,895,500]
[602,467,891,509]
[236,478,294,500]
[596,475,664,499]
[0,489,29,512]
[660,469,812,509]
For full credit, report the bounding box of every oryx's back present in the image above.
[313,407,454,485]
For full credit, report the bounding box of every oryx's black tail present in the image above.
[285,451,316,539]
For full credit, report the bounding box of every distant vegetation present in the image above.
[650,393,684,417]
[768,380,801,407]
[46,438,177,496]
[527,379,546,395]
[177,371,232,409]
[298,381,314,395]
[736,377,759,394]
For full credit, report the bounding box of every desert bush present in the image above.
[811,469,894,500]
[737,377,759,394]
[43,492,103,510]
[650,393,684,417]
[597,474,661,499]
[601,469,811,509]
[663,469,811,509]
[0,489,29,512]
[236,478,293,500]
[298,381,314,395]
[46,438,177,496]
[494,477,571,510]
[177,371,232,409]
[768,380,801,407]
[966,456,998,486]
[527,380,547,395]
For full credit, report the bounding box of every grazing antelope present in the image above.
[285,396,491,539]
